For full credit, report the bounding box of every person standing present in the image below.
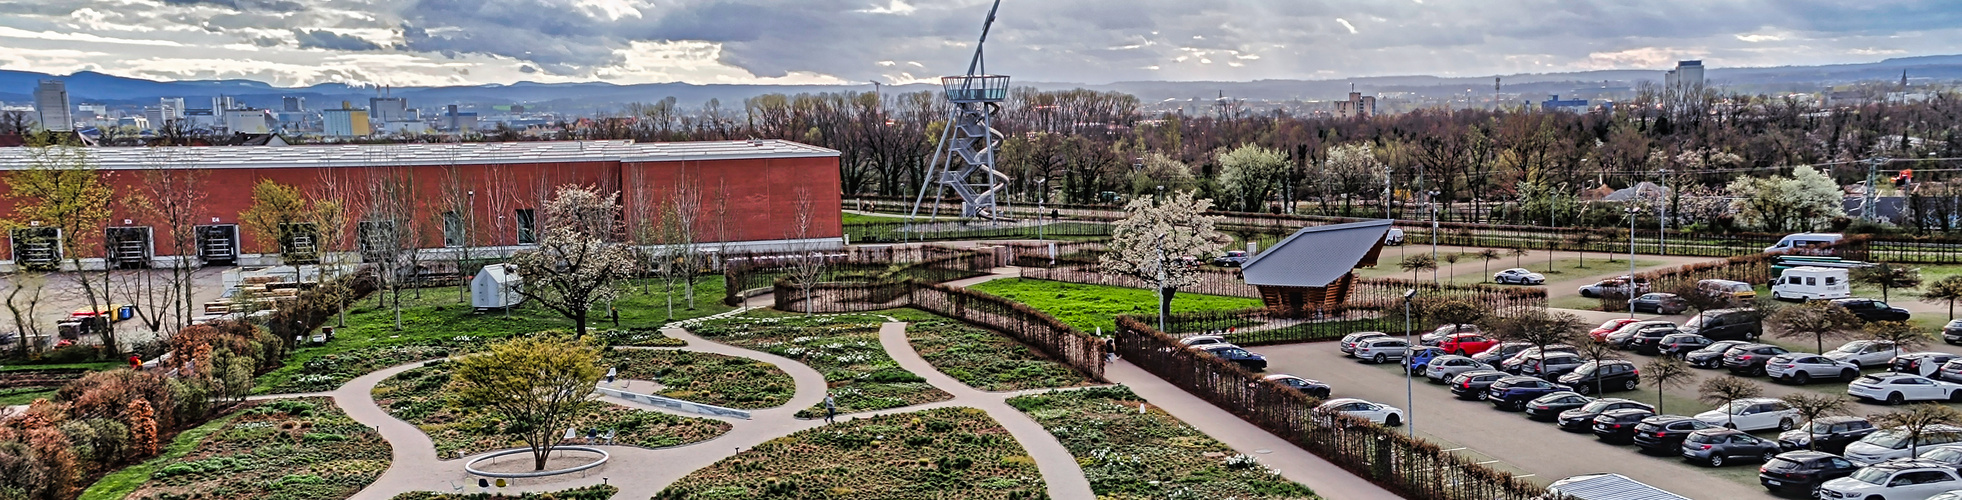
[823,393,837,423]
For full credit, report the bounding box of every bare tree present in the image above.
[1870,404,1962,457]
[438,162,479,302]
[1781,393,1852,451]
[1698,376,1765,429]
[9,136,118,353]
[669,182,703,309]
[125,147,209,334]
[1644,357,1695,414]
[361,167,423,330]
[3,271,51,354]
[783,188,827,315]
[510,185,636,335]
[308,168,360,327]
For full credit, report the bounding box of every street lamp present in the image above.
[1625,205,1641,319]
[1657,169,1671,254]
[1402,288,1417,438]
[1036,178,1047,242]
[1428,191,1441,283]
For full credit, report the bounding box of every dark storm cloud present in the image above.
[292,29,382,51]
[158,0,305,13]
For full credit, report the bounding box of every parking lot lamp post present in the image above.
[1036,178,1047,242]
[1403,288,1417,437]
[1658,169,1670,254]
[1626,206,1641,318]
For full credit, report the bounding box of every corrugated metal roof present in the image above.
[0,139,839,170]
[1239,219,1392,288]
[1546,474,1693,500]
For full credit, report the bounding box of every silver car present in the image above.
[1765,353,1860,384]
[1340,331,1389,354]
[1425,355,1492,383]
[1353,337,1412,364]
[1825,340,1900,369]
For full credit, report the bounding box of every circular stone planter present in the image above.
[464,446,611,479]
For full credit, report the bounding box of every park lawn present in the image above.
[602,349,796,409]
[0,361,125,372]
[689,314,951,418]
[1008,386,1320,499]
[120,398,391,500]
[77,410,239,500]
[903,314,1094,392]
[841,212,938,225]
[392,485,617,500]
[372,362,731,457]
[654,407,1046,500]
[0,387,57,406]
[253,277,717,394]
[966,278,1263,334]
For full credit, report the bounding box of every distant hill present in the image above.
[2,54,1957,111]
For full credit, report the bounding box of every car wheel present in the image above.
[1779,418,1795,431]
[1725,423,1738,430]
[1384,414,1401,426]
[1455,349,1469,356]
[1951,391,1962,403]
[1623,379,1639,391]
[1760,450,1776,462]
[1793,372,1811,385]
[1374,354,1387,364]
[1887,392,1905,405]
[1842,370,1859,382]
[1848,360,1862,369]
[1576,384,1593,395]
[1708,454,1725,467]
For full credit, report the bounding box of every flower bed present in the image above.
[595,328,687,347]
[125,398,391,500]
[601,349,793,409]
[655,407,1045,500]
[1007,386,1321,499]
[904,317,1093,391]
[688,315,950,418]
[390,484,617,500]
[372,362,730,457]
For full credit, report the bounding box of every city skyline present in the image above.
[0,0,1955,88]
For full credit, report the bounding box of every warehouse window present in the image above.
[443,211,464,247]
[9,227,61,271]
[277,222,320,264]
[516,209,536,245]
[358,220,396,260]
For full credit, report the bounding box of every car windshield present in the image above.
[1835,342,1870,353]
[1685,433,1724,444]
[1723,401,1757,414]
[1570,364,1596,376]
[1684,316,1707,329]
[1864,430,1911,449]
[1927,448,1962,462]
[1578,400,1617,412]
[1847,467,1893,485]
[1807,421,1838,433]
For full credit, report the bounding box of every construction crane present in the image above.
[909,0,1012,228]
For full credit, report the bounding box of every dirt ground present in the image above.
[0,267,229,353]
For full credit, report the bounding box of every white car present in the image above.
[1764,353,1861,384]
[1819,460,1962,499]
[1693,397,1799,432]
[1849,373,1962,405]
[1353,337,1411,364]
[1315,398,1405,426]
[1423,355,1491,383]
[1494,268,1546,285]
[1339,331,1389,354]
[1384,228,1406,245]
[1826,340,1901,369]
[1845,426,1962,465]
[1179,335,1230,347]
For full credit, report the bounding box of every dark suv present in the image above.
[1558,360,1642,395]
[1448,370,1509,400]
[1657,333,1714,358]
[1681,309,1763,341]
[1777,416,1876,453]
[1759,450,1859,496]
[1592,408,1658,443]
[1832,298,1911,323]
[1555,398,1654,432]
[1724,343,1791,376]
[1686,340,1753,369]
[1486,376,1571,411]
[1945,319,1962,345]
[1194,344,1268,372]
[1631,415,1717,454]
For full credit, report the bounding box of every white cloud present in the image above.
[857,0,917,15]
[1734,33,1782,43]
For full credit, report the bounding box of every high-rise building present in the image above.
[212,95,237,112]
[369,97,408,122]
[1663,60,1704,95]
[33,80,72,131]
[442,104,478,132]
[1334,91,1376,119]
[160,98,186,121]
[282,96,306,112]
[323,101,371,137]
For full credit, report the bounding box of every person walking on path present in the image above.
[1105,338,1117,363]
[823,393,837,423]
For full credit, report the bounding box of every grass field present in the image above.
[902,313,1094,392]
[689,314,952,418]
[966,278,1263,334]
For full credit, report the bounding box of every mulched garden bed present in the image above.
[688,315,950,418]
[126,397,391,500]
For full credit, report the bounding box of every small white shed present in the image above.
[471,263,524,310]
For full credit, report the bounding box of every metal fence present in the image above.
[722,246,994,305]
[843,220,1112,244]
[773,279,1107,381]
[1114,316,1554,500]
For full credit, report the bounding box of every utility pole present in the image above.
[1865,158,1889,221]
[1658,169,1669,254]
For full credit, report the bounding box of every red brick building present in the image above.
[0,140,842,270]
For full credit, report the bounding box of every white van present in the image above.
[1765,233,1844,254]
[1771,266,1851,301]
[1384,228,1406,246]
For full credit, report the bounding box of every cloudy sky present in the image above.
[0,0,1956,87]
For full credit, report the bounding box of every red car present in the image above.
[1438,333,1500,356]
[1589,319,1642,342]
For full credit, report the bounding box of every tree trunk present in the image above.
[573,311,588,337]
[1159,287,1177,330]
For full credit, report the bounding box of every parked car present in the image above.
[1945,319,1962,345]
[1486,376,1571,411]
[1694,397,1799,432]
[1821,460,1962,499]
[1557,360,1642,395]
[1579,278,1650,298]
[1500,344,1580,365]
[1826,339,1902,369]
[1471,342,1534,366]
[1384,228,1405,245]
[1509,353,1587,378]
[1591,408,1658,443]
[1339,331,1389,354]
[1631,415,1716,454]
[1779,416,1878,453]
[1681,428,1782,466]
[1352,337,1411,364]
[1555,398,1654,432]
[1193,344,1268,372]
[1423,355,1491,383]
[1629,293,1691,315]
[1939,359,1962,384]
[1656,333,1715,358]
[1698,279,1759,301]
[1766,353,1862,384]
[1448,370,1510,400]
[1723,343,1792,376]
[1844,426,1962,465]
[1624,324,1682,354]
[1211,250,1250,267]
[1178,335,1230,347]
[1523,391,1594,421]
[1494,268,1546,285]
[1263,374,1332,399]
[1420,324,1480,346]
[1834,297,1913,323]
[1680,308,1763,341]
[1589,318,1644,342]
[1605,320,1674,347]
[1849,373,1962,405]
[1436,332,1500,356]
[1766,233,1846,254]
[1685,340,1754,368]
[1314,398,1405,426]
[1404,346,1448,374]
[1894,352,1962,377]
[1758,450,1860,496]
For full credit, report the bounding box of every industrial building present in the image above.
[0,140,843,271]
[1664,60,1705,95]
[34,80,72,132]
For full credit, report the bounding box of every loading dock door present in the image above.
[10,228,61,271]
[106,227,152,269]
[196,224,238,266]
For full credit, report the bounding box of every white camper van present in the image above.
[1765,233,1844,254]
[1771,266,1851,301]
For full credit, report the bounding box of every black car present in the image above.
[1630,292,1690,314]
[1686,340,1753,369]
[1591,408,1658,442]
[1893,352,1961,377]
[1194,344,1268,371]
[1523,392,1593,421]
[1657,333,1714,358]
[1681,428,1782,467]
[1211,250,1250,267]
[1681,309,1763,341]
[1558,360,1643,395]
[1448,370,1509,400]
[1555,398,1655,432]
[1832,298,1911,322]
[1724,343,1790,376]
[1759,450,1860,497]
[1471,342,1532,366]
[1777,416,1877,453]
[1627,326,1681,355]
[1487,376,1571,411]
[1946,319,1962,345]
[1631,415,1717,454]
